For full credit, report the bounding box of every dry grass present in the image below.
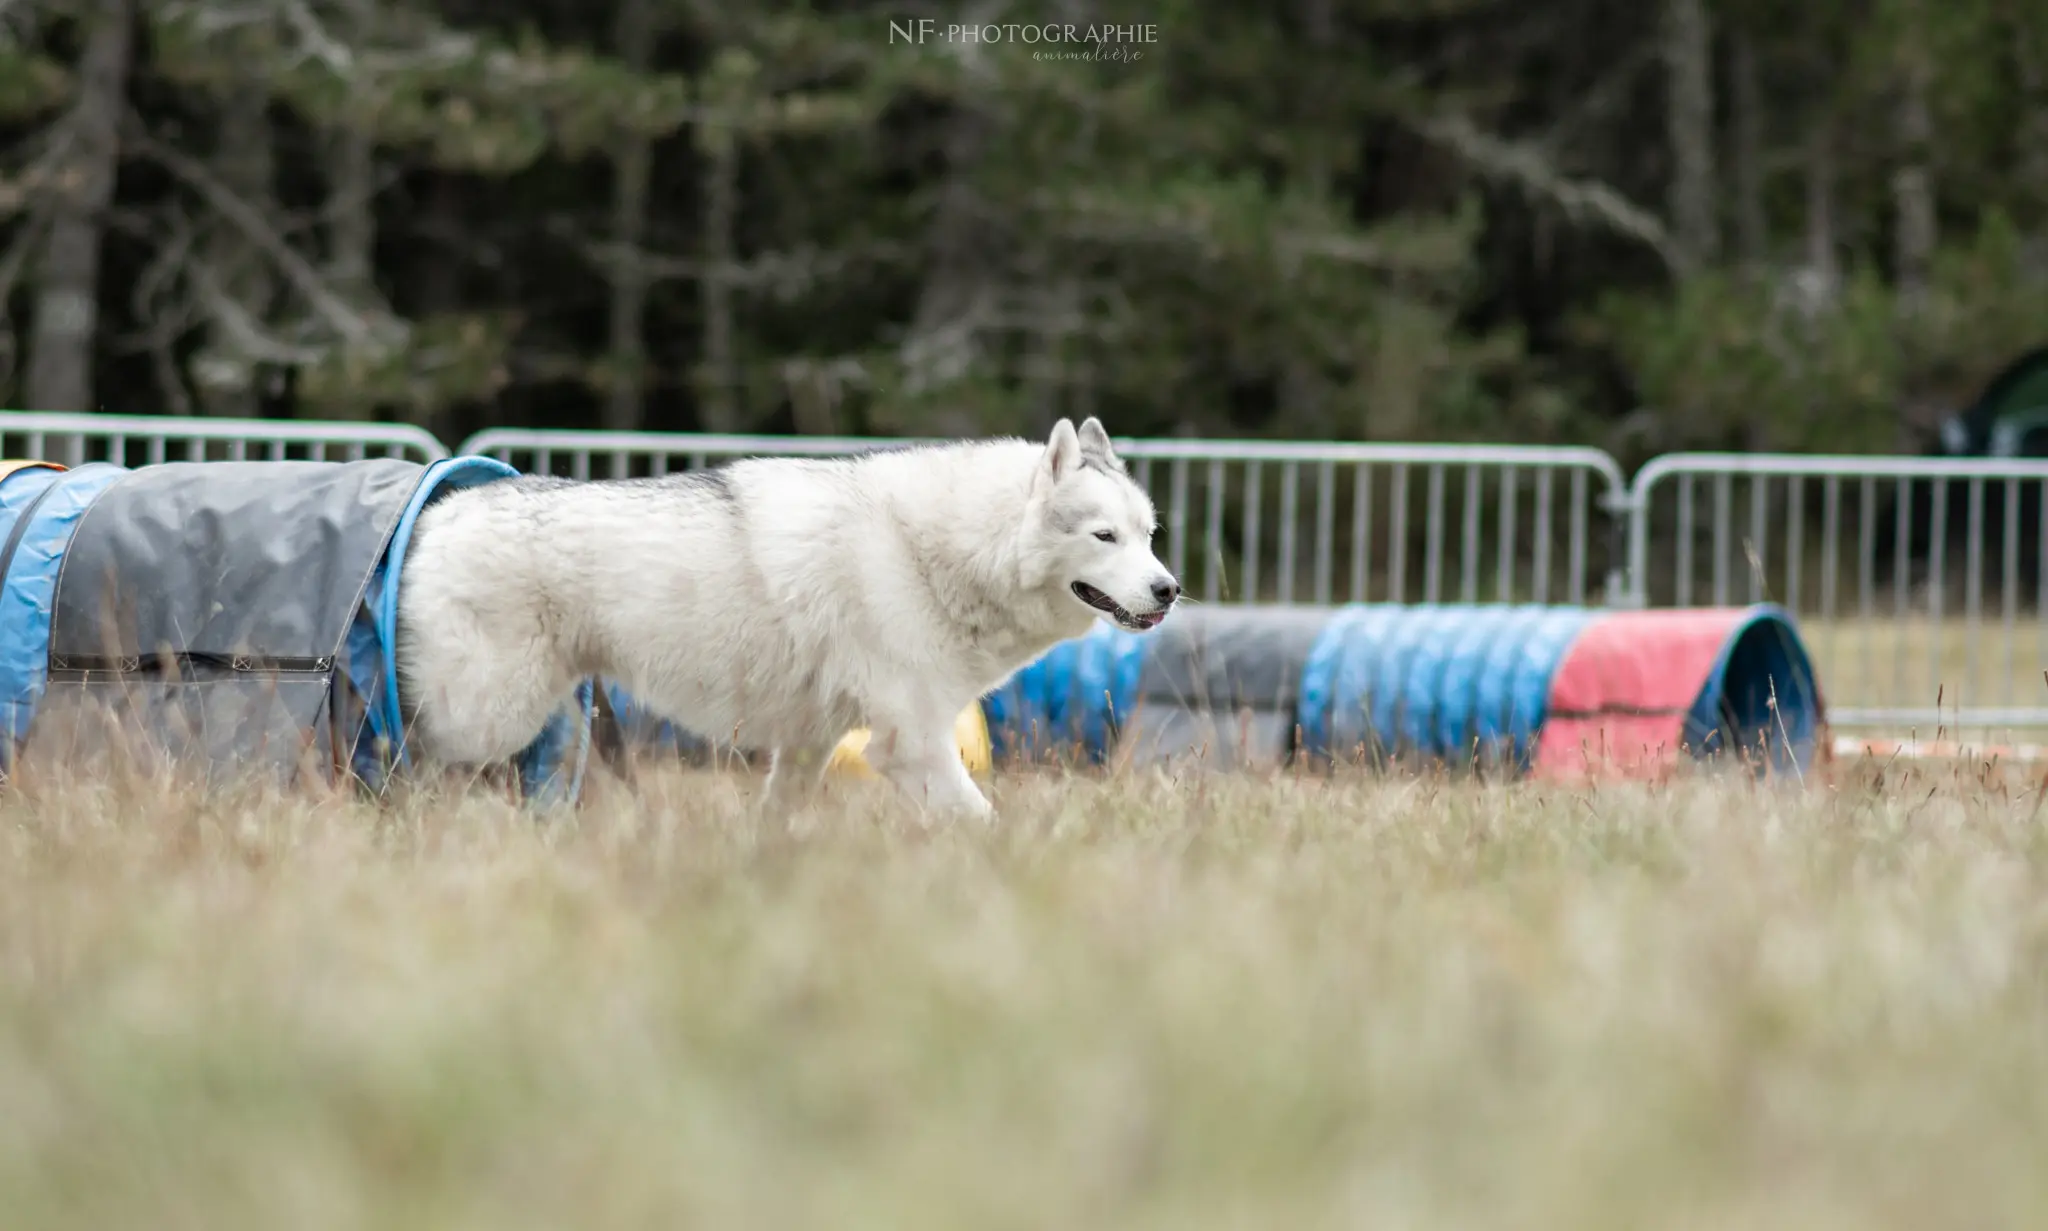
[4,758,2048,1229]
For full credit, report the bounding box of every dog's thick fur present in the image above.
[393,418,1178,818]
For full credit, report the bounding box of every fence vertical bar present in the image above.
[2039,478,2048,710]
[1497,467,1518,603]
[1747,474,1768,603]
[1243,462,1264,603]
[1859,476,1876,712]
[1313,459,1334,605]
[1459,464,1480,603]
[1893,476,1910,711]
[1170,458,1192,594]
[1202,459,1222,601]
[1569,469,1587,606]
[1785,475,1804,614]
[1928,478,1948,718]
[1352,464,1371,602]
[2002,477,2018,710]
[1711,472,1731,606]
[1821,475,1840,685]
[1277,461,1299,604]
[1423,464,1445,603]
[1389,466,1409,604]
[1964,476,1984,717]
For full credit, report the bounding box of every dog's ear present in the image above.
[1043,418,1082,481]
[1076,417,1121,469]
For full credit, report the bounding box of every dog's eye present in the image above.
[1093,529,1117,543]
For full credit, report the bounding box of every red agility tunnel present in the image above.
[1533,605,1827,781]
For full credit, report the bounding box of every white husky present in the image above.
[393,417,1179,818]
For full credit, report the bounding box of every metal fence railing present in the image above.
[1627,452,2048,733]
[12,409,2048,734]
[0,411,448,467]
[458,429,1634,607]
[1122,440,1630,606]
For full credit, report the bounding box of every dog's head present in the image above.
[1026,417,1180,632]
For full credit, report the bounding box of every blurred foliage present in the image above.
[1,0,2045,451]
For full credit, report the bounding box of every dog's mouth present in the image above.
[1071,581,1167,631]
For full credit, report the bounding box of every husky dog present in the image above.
[393,418,1179,818]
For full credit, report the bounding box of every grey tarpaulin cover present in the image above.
[1118,604,1334,769]
[27,459,420,780]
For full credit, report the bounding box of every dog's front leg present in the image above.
[762,744,831,813]
[863,722,993,822]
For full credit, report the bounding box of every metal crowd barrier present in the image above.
[458,428,1633,608]
[1628,452,2048,733]
[8,409,2048,734]
[0,411,448,467]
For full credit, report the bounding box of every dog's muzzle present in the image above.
[1072,581,1168,631]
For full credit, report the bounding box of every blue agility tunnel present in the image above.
[975,602,1827,779]
[0,457,594,801]
[979,604,1596,772]
[1297,604,1598,771]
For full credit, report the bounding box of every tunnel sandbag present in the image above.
[1114,605,1337,770]
[1297,604,1595,771]
[2,457,596,802]
[828,704,993,778]
[0,460,63,483]
[1532,604,1825,781]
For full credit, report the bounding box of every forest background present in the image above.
[2,0,2041,468]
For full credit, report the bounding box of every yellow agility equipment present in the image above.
[0,460,63,480]
[827,703,993,779]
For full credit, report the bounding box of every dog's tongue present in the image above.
[1134,611,1166,630]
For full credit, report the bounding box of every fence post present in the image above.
[1608,478,1650,610]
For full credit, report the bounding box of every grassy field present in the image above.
[4,759,2048,1229]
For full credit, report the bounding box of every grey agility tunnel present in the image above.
[0,457,596,799]
[977,603,1828,779]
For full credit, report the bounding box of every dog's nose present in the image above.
[1152,578,1180,606]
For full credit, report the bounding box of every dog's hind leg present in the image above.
[587,681,638,788]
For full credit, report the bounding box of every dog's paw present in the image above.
[922,784,995,826]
